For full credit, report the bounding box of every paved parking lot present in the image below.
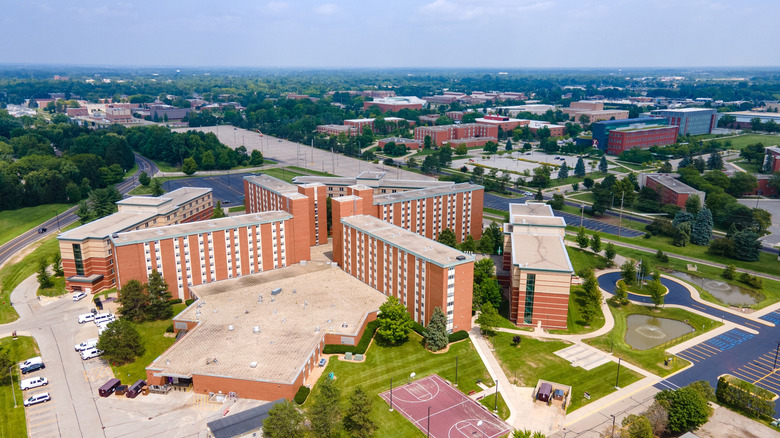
[731,346,780,395]
[676,329,755,364]
[25,393,59,438]
[164,173,251,206]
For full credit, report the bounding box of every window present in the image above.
[72,244,85,276]
[523,273,536,324]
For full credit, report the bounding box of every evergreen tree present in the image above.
[150,178,164,196]
[310,379,342,438]
[36,257,53,289]
[263,401,305,438]
[673,222,692,247]
[52,252,64,276]
[117,280,148,322]
[733,229,761,261]
[599,156,608,173]
[690,207,713,246]
[437,228,457,248]
[76,199,92,225]
[343,387,377,438]
[97,319,145,364]
[672,210,694,227]
[706,151,723,170]
[604,243,616,264]
[146,270,173,320]
[620,260,637,285]
[763,154,774,174]
[590,232,602,253]
[424,307,449,352]
[212,201,226,218]
[557,161,569,180]
[534,187,543,201]
[576,227,589,249]
[505,139,512,151]
[574,157,586,177]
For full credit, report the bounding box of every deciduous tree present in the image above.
[262,401,306,438]
[97,319,145,365]
[376,296,413,344]
[437,228,457,248]
[310,378,342,438]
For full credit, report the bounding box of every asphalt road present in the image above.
[483,193,644,237]
[163,172,250,206]
[597,271,780,417]
[0,154,157,268]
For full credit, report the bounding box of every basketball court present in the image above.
[379,374,512,438]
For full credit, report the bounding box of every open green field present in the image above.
[259,167,307,183]
[731,159,762,174]
[0,233,68,324]
[227,206,246,213]
[567,246,610,273]
[0,204,70,247]
[612,160,654,171]
[111,303,187,383]
[718,134,780,150]
[37,276,66,297]
[488,333,642,412]
[0,336,40,438]
[286,166,337,177]
[587,303,723,377]
[308,334,491,438]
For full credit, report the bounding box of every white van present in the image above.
[23,392,51,407]
[78,313,95,324]
[20,376,48,391]
[94,313,115,325]
[19,357,42,369]
[75,338,99,352]
[81,347,103,360]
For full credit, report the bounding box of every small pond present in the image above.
[625,314,694,350]
[669,271,761,306]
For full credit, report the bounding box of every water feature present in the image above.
[625,314,694,350]
[669,271,761,306]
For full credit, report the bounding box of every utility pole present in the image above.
[618,192,625,238]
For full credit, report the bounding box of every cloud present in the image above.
[417,0,552,22]
[266,1,289,14]
[314,3,338,16]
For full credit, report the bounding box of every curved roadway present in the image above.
[0,154,158,268]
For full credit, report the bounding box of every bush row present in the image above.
[294,385,310,404]
[322,320,379,355]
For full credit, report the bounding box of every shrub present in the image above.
[184,298,195,306]
[294,385,311,405]
[722,265,736,280]
[165,324,174,333]
[323,320,379,355]
[448,330,469,343]
[411,321,426,337]
[655,249,669,263]
[169,298,183,304]
[738,272,764,290]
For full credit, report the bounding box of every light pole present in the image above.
[494,379,498,412]
[9,366,16,407]
[455,355,458,387]
[477,420,486,438]
[611,414,616,437]
[580,204,585,227]
[427,406,431,437]
[774,341,780,370]
[615,357,622,389]
[389,377,393,411]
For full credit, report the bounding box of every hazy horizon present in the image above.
[3,0,778,69]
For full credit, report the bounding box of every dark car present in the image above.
[38,228,47,234]
[21,362,45,374]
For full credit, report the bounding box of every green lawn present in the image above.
[548,286,606,336]
[719,134,780,150]
[308,333,491,438]
[0,336,40,438]
[0,204,70,247]
[586,303,722,377]
[110,303,187,383]
[478,392,510,420]
[0,234,67,324]
[127,176,192,195]
[566,192,596,203]
[258,168,307,183]
[227,206,246,213]
[567,247,610,273]
[488,333,642,412]
[286,166,337,177]
[484,207,510,221]
[37,275,66,297]
[612,160,653,171]
[731,159,762,174]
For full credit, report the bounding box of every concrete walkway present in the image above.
[468,326,523,425]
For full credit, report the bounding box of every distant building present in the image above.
[638,173,705,208]
[377,137,422,150]
[475,115,526,132]
[316,124,355,136]
[606,125,679,155]
[591,117,671,153]
[414,123,498,146]
[363,96,426,112]
[447,137,497,148]
[362,90,396,98]
[149,105,191,120]
[501,203,573,330]
[344,118,375,132]
[723,111,780,129]
[526,120,565,137]
[419,114,442,125]
[650,108,718,135]
[206,399,285,438]
[445,111,464,121]
[105,107,133,123]
[765,146,780,173]
[500,104,555,116]
[67,107,88,117]
[562,101,629,123]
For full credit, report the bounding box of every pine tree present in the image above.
[706,151,723,170]
[690,207,713,246]
[505,139,513,151]
[343,387,377,438]
[763,154,774,174]
[424,307,448,352]
[36,257,53,289]
[263,401,305,438]
[599,156,608,173]
[576,227,589,249]
[557,161,569,180]
[212,201,226,218]
[310,379,342,438]
[574,157,586,177]
[146,270,173,320]
[590,232,602,253]
[733,230,761,261]
[673,222,692,247]
[672,210,694,227]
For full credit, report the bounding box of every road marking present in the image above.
[735,368,764,381]
[696,343,721,354]
[692,304,707,311]
[30,417,58,428]
[752,369,780,387]
[676,353,699,363]
[688,347,713,358]
[682,349,707,360]
[744,322,761,330]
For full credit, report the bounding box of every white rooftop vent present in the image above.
[228,325,234,331]
[253,326,260,334]
[250,361,258,368]
[315,325,320,332]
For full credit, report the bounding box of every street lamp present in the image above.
[774,341,780,370]
[615,357,622,389]
[455,355,458,387]
[580,204,585,227]
[477,420,486,438]
[9,366,16,407]
[494,379,499,412]
[611,414,616,438]
[427,406,431,437]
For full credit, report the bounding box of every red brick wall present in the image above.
[453,262,474,332]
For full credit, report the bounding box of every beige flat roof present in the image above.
[373,182,482,205]
[58,211,155,241]
[111,212,292,246]
[510,233,573,273]
[244,175,305,199]
[509,203,553,218]
[340,215,473,268]
[147,262,387,384]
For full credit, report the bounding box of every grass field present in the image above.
[286,166,337,177]
[612,160,653,171]
[307,334,491,438]
[587,303,722,377]
[37,275,66,297]
[227,206,246,213]
[567,246,610,273]
[731,159,762,174]
[478,392,510,420]
[484,207,510,221]
[259,167,307,183]
[111,303,186,383]
[718,134,780,150]
[488,333,642,412]
[0,336,40,438]
[0,233,67,324]
[0,204,70,247]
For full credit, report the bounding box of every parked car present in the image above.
[21,362,45,374]
[72,292,87,301]
[20,376,48,391]
[98,324,109,336]
[81,348,103,360]
[37,228,47,234]
[78,313,95,324]
[523,191,534,196]
[20,356,42,369]
[23,392,51,407]
[75,338,99,352]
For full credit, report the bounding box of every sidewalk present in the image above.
[469,326,522,425]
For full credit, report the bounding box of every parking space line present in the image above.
[733,371,761,383]
[30,417,58,428]
[688,347,713,357]
[695,343,721,354]
[753,369,779,387]
[676,353,699,363]
[27,404,56,414]
[683,350,707,360]
[735,368,765,381]
[744,363,771,375]
[754,356,777,368]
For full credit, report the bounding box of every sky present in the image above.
[2,0,778,69]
